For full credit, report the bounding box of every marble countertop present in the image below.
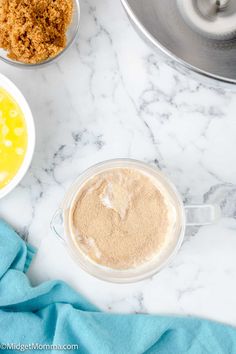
[1,0,236,326]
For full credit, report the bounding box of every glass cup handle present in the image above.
[50,209,66,244]
[184,204,221,226]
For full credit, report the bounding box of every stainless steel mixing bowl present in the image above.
[121,0,236,86]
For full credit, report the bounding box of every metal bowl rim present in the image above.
[121,0,236,85]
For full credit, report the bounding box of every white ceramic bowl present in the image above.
[0,74,35,199]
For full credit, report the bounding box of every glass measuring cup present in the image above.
[51,159,220,283]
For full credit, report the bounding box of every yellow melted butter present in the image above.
[0,88,28,189]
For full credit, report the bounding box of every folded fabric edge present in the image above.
[0,219,37,274]
[24,243,37,273]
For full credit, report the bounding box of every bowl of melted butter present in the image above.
[0,74,35,199]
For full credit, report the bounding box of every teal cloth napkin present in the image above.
[0,219,236,354]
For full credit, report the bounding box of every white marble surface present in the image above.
[1,0,236,326]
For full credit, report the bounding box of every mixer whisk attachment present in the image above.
[177,0,236,40]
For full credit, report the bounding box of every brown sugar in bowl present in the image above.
[0,0,80,67]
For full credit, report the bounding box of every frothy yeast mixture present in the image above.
[69,168,177,270]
